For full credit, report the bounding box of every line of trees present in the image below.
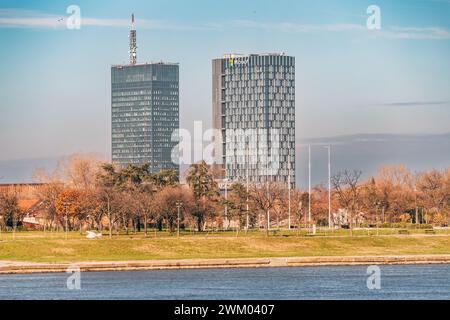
[329,166,450,231]
[0,189,21,238]
[1,154,449,236]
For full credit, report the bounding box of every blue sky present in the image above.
[0,0,450,162]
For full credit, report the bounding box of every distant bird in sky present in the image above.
[57,17,64,22]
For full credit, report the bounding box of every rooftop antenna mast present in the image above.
[129,13,137,65]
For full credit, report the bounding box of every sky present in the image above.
[0,0,449,169]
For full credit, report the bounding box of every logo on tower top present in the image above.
[228,57,249,67]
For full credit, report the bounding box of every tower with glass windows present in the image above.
[111,15,179,173]
[212,53,295,187]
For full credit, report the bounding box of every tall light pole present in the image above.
[324,145,331,229]
[287,135,292,231]
[266,155,270,234]
[414,183,419,226]
[288,162,291,230]
[246,146,250,232]
[308,144,311,227]
[63,203,69,240]
[175,201,183,238]
[224,178,229,230]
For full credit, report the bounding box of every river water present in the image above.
[0,264,449,300]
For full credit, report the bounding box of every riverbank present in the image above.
[1,254,450,274]
[2,231,450,273]
[2,231,450,263]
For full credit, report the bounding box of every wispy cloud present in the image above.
[224,20,366,33]
[0,8,62,28]
[225,19,450,40]
[0,8,205,30]
[375,101,450,107]
[379,26,450,40]
[1,8,449,40]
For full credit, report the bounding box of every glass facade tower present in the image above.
[212,53,295,187]
[111,63,179,172]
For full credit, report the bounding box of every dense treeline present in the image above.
[0,154,449,236]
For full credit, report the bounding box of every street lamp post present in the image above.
[308,145,312,229]
[288,163,291,230]
[246,163,249,232]
[324,145,331,230]
[246,142,250,232]
[414,182,419,226]
[374,201,380,236]
[64,203,69,240]
[175,201,183,238]
[224,178,228,230]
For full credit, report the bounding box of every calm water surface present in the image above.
[0,264,449,300]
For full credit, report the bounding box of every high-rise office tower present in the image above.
[111,15,179,172]
[212,53,295,187]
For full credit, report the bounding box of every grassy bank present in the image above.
[1,231,450,263]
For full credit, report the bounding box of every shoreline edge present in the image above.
[1,254,450,274]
